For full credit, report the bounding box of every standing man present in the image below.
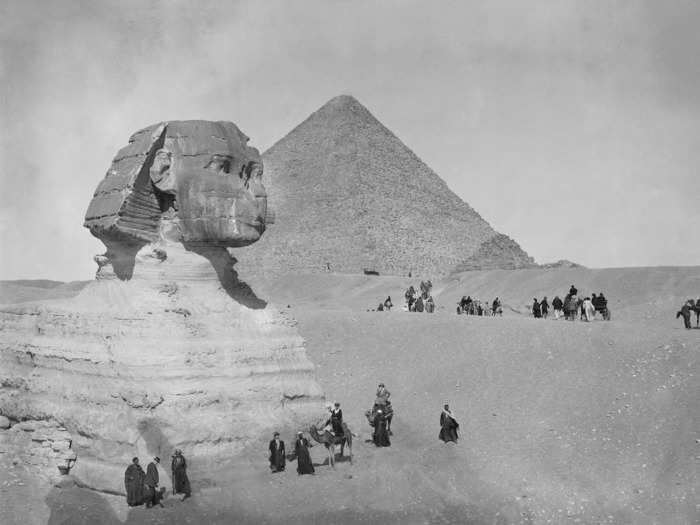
[294,432,315,475]
[532,298,542,318]
[171,449,191,500]
[124,457,145,507]
[268,432,286,473]
[540,297,549,319]
[144,457,163,508]
[677,301,692,329]
[439,404,459,443]
[552,296,563,320]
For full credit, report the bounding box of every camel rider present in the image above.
[569,284,578,297]
[329,402,343,435]
[375,383,391,406]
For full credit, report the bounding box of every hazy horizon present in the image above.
[2,0,699,281]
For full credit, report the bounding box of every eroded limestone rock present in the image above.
[0,121,324,495]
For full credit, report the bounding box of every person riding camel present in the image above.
[569,284,578,297]
[322,404,336,436]
[327,402,344,436]
[375,383,390,406]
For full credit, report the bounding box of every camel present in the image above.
[308,422,352,467]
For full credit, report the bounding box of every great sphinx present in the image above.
[0,121,323,494]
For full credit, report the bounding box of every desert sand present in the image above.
[1,266,698,525]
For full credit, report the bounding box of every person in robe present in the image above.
[124,457,145,507]
[532,298,542,318]
[492,297,501,316]
[171,449,191,500]
[143,456,163,508]
[268,432,286,473]
[569,284,578,297]
[373,408,391,447]
[677,302,692,329]
[294,432,315,475]
[552,296,563,319]
[384,296,393,311]
[540,297,549,318]
[439,404,459,443]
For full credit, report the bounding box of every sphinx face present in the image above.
[84,120,268,251]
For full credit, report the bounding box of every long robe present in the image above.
[439,411,459,443]
[143,462,159,506]
[124,463,145,506]
[268,439,286,472]
[171,454,191,496]
[294,437,315,475]
[373,413,391,447]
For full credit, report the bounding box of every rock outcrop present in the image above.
[0,121,323,495]
[232,95,535,278]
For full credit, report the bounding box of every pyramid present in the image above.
[233,95,534,277]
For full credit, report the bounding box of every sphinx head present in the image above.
[84,121,269,278]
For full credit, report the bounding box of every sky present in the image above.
[1,0,699,280]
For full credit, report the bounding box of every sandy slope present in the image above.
[1,267,699,524]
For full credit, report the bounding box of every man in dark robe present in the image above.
[439,404,459,443]
[373,409,391,447]
[268,432,286,473]
[569,285,578,296]
[171,449,191,500]
[540,297,549,318]
[552,296,563,319]
[294,432,315,475]
[677,302,692,329]
[532,298,541,318]
[124,457,145,507]
[143,456,163,508]
[597,293,608,313]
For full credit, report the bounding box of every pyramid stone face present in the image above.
[233,95,534,277]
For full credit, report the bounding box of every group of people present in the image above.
[457,296,502,316]
[677,299,700,329]
[404,281,436,313]
[268,430,316,475]
[124,449,191,508]
[532,285,609,321]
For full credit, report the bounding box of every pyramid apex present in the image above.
[322,94,364,110]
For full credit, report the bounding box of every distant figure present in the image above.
[294,432,315,475]
[569,284,578,297]
[477,302,483,316]
[415,295,424,312]
[597,293,608,314]
[408,271,412,278]
[532,298,542,318]
[268,432,286,473]
[552,296,563,320]
[677,302,692,329]
[425,296,435,313]
[144,456,163,508]
[492,297,502,316]
[373,409,391,447]
[171,449,191,499]
[540,297,549,318]
[439,404,459,443]
[405,286,416,311]
[375,383,391,406]
[325,262,331,272]
[384,296,393,311]
[582,297,595,321]
[124,457,145,507]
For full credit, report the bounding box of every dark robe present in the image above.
[329,409,343,435]
[569,286,578,296]
[171,454,191,496]
[541,299,549,315]
[268,439,286,472]
[373,413,391,447]
[143,462,159,506]
[415,296,424,312]
[124,463,145,506]
[439,411,459,443]
[552,296,563,310]
[294,437,315,475]
[532,301,541,318]
[677,305,692,329]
